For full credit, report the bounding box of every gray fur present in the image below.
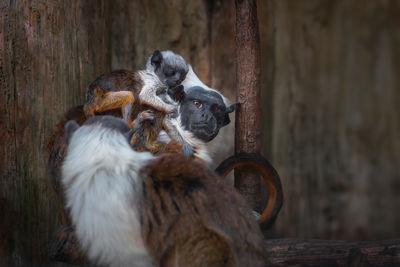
[62,117,155,267]
[146,50,189,89]
[138,70,177,114]
[141,51,195,155]
[146,50,188,77]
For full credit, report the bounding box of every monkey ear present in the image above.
[222,114,231,127]
[168,85,185,102]
[151,50,163,66]
[64,120,80,144]
[221,103,239,127]
[226,102,240,113]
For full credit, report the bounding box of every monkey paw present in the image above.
[182,142,195,156]
[132,110,155,131]
[168,106,179,118]
[139,110,155,122]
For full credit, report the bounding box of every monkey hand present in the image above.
[139,110,155,122]
[181,141,195,156]
[132,110,155,131]
[166,105,179,118]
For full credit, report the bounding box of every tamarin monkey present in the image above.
[84,50,188,122]
[46,84,237,224]
[62,115,267,267]
[130,84,238,164]
[83,50,195,156]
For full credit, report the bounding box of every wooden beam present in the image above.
[50,227,400,267]
[234,0,263,211]
[265,238,400,266]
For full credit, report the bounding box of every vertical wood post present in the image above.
[234,0,263,211]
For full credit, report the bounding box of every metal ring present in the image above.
[215,153,283,229]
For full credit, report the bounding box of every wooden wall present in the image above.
[269,0,400,240]
[0,0,399,264]
[0,0,111,264]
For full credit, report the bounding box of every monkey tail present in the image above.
[215,153,283,230]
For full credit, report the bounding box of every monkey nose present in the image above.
[201,113,210,121]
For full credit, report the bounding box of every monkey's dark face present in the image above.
[151,50,189,88]
[180,86,237,142]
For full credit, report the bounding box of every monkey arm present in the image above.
[138,72,177,114]
[129,110,170,154]
[162,118,195,156]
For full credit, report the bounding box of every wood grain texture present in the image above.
[264,238,400,266]
[109,0,211,80]
[1,0,400,264]
[234,0,264,212]
[0,0,110,264]
[269,0,400,240]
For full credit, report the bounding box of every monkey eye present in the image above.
[214,106,220,113]
[193,100,202,108]
[164,67,175,77]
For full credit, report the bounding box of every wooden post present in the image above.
[234,0,263,211]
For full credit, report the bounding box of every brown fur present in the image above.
[46,106,187,265]
[84,89,135,124]
[84,70,143,125]
[139,153,267,267]
[83,70,182,155]
[130,110,170,154]
[46,105,173,221]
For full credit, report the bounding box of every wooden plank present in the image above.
[265,238,400,266]
[0,0,110,263]
[270,0,400,240]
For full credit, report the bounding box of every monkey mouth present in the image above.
[190,123,218,142]
[191,122,210,128]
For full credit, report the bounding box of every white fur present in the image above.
[138,70,176,113]
[182,65,230,107]
[62,124,155,267]
[170,115,212,165]
[156,127,211,166]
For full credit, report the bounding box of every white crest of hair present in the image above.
[62,124,155,267]
[169,115,212,165]
[182,65,230,107]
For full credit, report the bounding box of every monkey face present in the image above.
[150,50,189,88]
[180,86,237,142]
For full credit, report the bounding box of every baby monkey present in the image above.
[83,50,192,155]
[84,50,188,122]
[62,116,267,267]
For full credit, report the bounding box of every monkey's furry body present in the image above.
[62,116,266,267]
[62,117,155,267]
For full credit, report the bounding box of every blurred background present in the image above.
[1,0,400,265]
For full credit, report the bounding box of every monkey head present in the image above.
[65,115,133,146]
[146,50,189,89]
[179,86,238,142]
